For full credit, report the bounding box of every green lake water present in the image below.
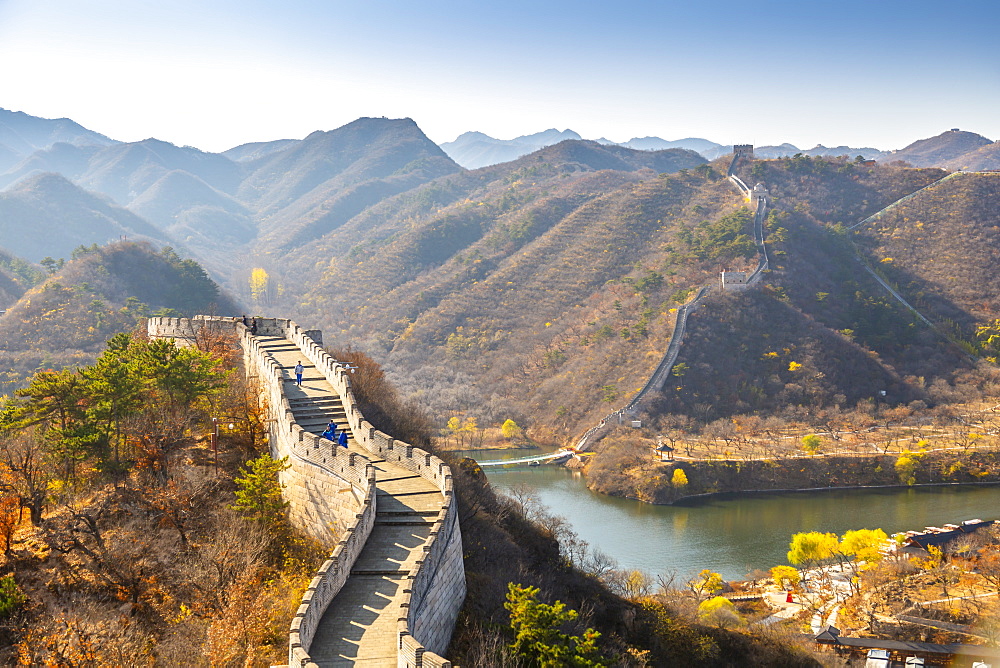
[457,448,1000,581]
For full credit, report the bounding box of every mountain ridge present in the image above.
[0,172,170,262]
[440,128,893,168]
[880,129,994,168]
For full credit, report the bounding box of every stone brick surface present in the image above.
[148,317,466,668]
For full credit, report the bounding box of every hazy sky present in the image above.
[0,0,996,153]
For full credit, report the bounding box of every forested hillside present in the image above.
[854,172,1000,328]
[273,149,765,438]
[649,157,996,427]
[260,150,1000,444]
[0,242,238,394]
[0,248,38,310]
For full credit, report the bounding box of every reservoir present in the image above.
[459,448,1000,582]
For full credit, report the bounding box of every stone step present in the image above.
[298,420,349,430]
[376,489,441,498]
[293,407,347,417]
[296,410,347,418]
[373,474,421,484]
[288,397,339,405]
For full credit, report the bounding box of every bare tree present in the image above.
[0,428,51,525]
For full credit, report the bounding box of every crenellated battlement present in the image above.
[147,316,465,667]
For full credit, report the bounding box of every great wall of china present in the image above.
[143,157,992,664]
[147,316,465,668]
[574,150,768,452]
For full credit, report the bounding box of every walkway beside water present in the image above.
[258,335,447,667]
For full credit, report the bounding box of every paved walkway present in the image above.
[257,335,446,667]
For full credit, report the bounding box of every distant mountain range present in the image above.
[440,127,1000,169]
[3,105,1000,442]
[0,108,116,173]
[0,112,459,280]
[441,130,730,168]
[0,106,995,281]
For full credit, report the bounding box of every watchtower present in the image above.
[733,144,754,159]
[721,271,750,291]
[750,183,768,202]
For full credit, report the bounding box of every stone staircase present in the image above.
[257,335,450,667]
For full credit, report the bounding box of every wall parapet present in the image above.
[146,316,464,667]
[281,319,466,662]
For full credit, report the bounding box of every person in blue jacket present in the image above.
[321,421,337,441]
[338,430,349,448]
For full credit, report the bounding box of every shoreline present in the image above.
[581,449,1000,506]
[665,479,1000,507]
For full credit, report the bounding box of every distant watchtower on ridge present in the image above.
[721,270,750,291]
[733,144,754,159]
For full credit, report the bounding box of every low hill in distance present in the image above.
[0,241,239,394]
[0,173,170,262]
[440,128,583,169]
[620,136,727,157]
[127,169,256,277]
[881,129,994,168]
[940,140,1000,171]
[441,128,887,168]
[78,138,244,204]
[240,117,460,217]
[222,137,300,162]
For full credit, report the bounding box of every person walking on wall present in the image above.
[294,361,304,386]
[250,317,258,335]
[338,429,349,448]
[242,314,250,328]
[322,421,337,441]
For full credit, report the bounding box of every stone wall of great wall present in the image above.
[147,316,465,667]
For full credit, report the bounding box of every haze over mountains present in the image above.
[3,103,1000,437]
[1,103,995,270]
[439,128,902,169]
